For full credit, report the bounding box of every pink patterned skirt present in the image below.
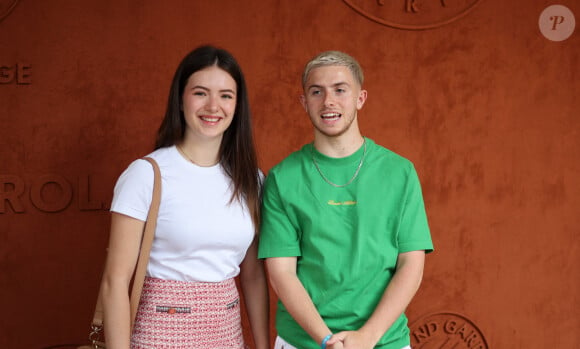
[131,276,246,349]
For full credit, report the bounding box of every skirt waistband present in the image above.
[131,276,245,348]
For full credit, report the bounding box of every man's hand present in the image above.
[328,339,345,349]
[326,331,376,349]
[326,341,344,349]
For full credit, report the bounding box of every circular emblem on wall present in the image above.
[342,0,481,30]
[538,4,576,42]
[0,0,19,23]
[409,312,489,348]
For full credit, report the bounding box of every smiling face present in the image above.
[181,65,237,143]
[301,65,367,140]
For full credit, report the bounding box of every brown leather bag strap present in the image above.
[89,157,161,331]
[129,157,161,327]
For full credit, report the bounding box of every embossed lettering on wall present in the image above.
[0,63,31,84]
[342,0,481,30]
[409,312,489,349]
[0,174,105,213]
[539,4,576,42]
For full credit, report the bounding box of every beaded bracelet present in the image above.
[321,334,333,349]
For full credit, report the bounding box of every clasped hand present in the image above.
[326,330,376,349]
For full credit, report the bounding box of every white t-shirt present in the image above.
[110,146,256,282]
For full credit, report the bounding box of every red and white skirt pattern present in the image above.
[131,276,246,349]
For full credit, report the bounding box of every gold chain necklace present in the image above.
[177,145,199,166]
[177,145,220,167]
[311,139,367,188]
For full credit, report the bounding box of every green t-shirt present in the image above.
[258,138,433,349]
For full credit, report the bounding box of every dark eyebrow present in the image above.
[190,86,236,94]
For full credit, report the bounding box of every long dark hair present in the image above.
[155,45,260,229]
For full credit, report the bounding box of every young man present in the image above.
[258,51,434,349]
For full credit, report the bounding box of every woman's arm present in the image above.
[239,236,270,349]
[100,212,145,349]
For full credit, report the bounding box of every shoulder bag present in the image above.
[78,157,161,349]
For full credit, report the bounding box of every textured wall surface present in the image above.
[1,1,578,348]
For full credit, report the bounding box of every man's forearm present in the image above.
[359,251,426,343]
[267,259,333,345]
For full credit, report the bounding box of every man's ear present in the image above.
[357,89,367,110]
[300,95,307,111]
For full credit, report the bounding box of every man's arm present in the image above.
[266,257,343,349]
[327,250,426,349]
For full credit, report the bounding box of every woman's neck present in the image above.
[177,137,222,167]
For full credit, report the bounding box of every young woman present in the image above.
[100,45,269,349]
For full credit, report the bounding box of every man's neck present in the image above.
[313,132,365,158]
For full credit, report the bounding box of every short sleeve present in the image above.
[257,172,302,258]
[110,159,155,221]
[397,165,434,253]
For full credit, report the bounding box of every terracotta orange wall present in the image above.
[1,1,578,348]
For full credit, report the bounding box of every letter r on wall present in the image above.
[0,175,25,213]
